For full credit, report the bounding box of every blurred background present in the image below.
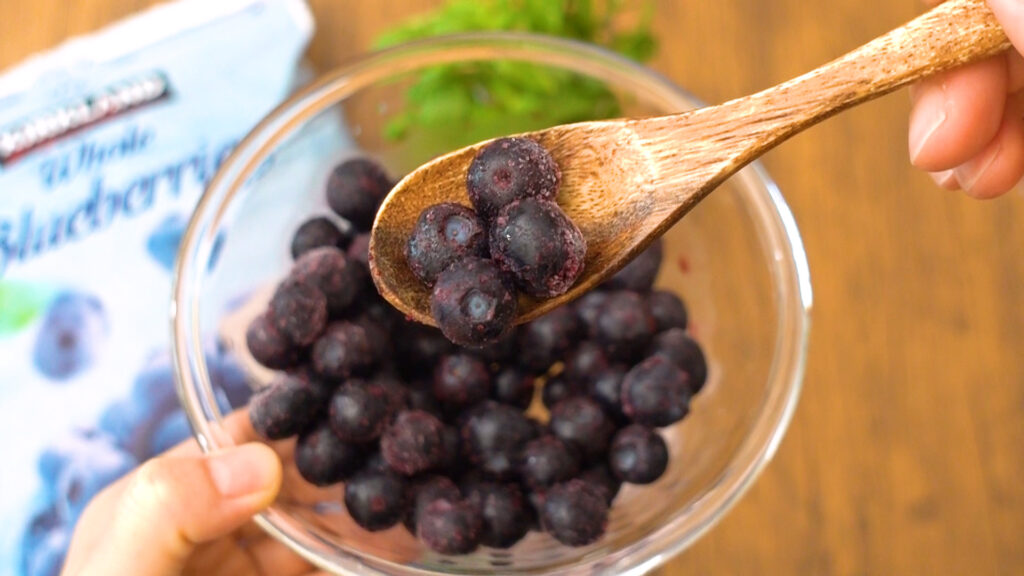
[0,1,1021,574]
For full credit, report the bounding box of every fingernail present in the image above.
[208,443,278,498]
[954,142,1001,193]
[930,170,958,189]
[909,84,948,165]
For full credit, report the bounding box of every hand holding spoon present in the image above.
[370,0,1010,326]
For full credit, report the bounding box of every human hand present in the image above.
[60,412,322,576]
[909,0,1024,198]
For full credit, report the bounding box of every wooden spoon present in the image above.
[370,0,1010,326]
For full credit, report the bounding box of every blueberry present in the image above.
[346,232,371,270]
[461,401,538,479]
[621,355,692,427]
[491,366,536,410]
[466,137,560,220]
[246,313,302,370]
[295,421,365,486]
[372,372,410,415]
[329,380,392,443]
[549,397,615,463]
[648,290,688,332]
[587,366,628,422]
[291,216,355,259]
[649,328,708,393]
[436,424,462,473]
[404,475,462,534]
[406,203,488,286]
[269,278,328,346]
[417,498,483,555]
[433,353,492,412]
[489,198,586,298]
[360,449,392,474]
[518,306,580,372]
[406,387,444,418]
[431,257,517,348]
[541,375,583,410]
[595,291,656,362]
[604,238,662,292]
[344,469,408,531]
[312,321,377,380]
[608,424,669,484]
[54,433,136,525]
[519,435,580,491]
[381,410,447,475]
[290,247,365,316]
[32,291,108,381]
[563,341,609,384]
[540,479,609,547]
[573,291,608,339]
[326,158,392,231]
[396,322,454,376]
[577,463,622,505]
[463,480,533,549]
[147,409,192,456]
[145,213,187,272]
[472,329,517,364]
[248,373,324,440]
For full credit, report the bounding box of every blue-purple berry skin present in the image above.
[406,202,489,286]
[269,279,328,347]
[489,198,586,298]
[595,290,656,362]
[540,479,609,547]
[327,158,392,231]
[549,396,615,463]
[604,237,662,292]
[329,380,392,443]
[433,353,492,412]
[608,424,669,485]
[650,328,708,393]
[491,366,536,410]
[518,306,581,372]
[463,480,533,549]
[344,469,408,531]
[246,313,302,370]
[587,366,629,423]
[346,232,371,269]
[466,137,560,221]
[290,246,365,316]
[648,290,688,332]
[291,216,355,260]
[381,410,447,476]
[405,475,462,534]
[573,291,609,339]
[541,375,583,410]
[311,321,377,380]
[519,435,580,491]
[563,341,609,384]
[417,498,483,555]
[248,374,324,440]
[461,401,538,479]
[295,421,365,486]
[431,257,518,348]
[578,463,622,505]
[621,355,692,427]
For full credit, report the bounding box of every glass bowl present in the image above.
[171,33,811,576]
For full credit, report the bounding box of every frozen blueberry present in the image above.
[621,355,692,427]
[431,257,517,348]
[406,387,443,418]
[269,279,328,346]
[466,137,560,220]
[396,323,454,376]
[608,425,669,485]
[291,216,355,259]
[246,313,302,369]
[405,475,462,534]
[436,424,462,473]
[519,435,580,491]
[577,463,622,505]
[463,481,533,549]
[541,375,583,410]
[461,401,538,479]
[295,421,365,486]
[540,479,609,547]
[649,328,708,393]
[549,397,615,463]
[573,291,609,339]
[312,321,376,379]
[361,449,391,474]
[491,366,536,410]
[326,158,392,230]
[346,232,371,270]
[604,238,662,292]
[595,291,656,362]
[472,329,517,363]
[249,373,325,440]
[328,380,392,443]
[406,202,488,286]
[518,306,580,372]
[32,291,109,381]
[587,367,628,422]
[433,353,492,412]
[372,373,410,415]
[418,498,482,555]
[489,198,586,298]
[344,469,408,531]
[290,247,365,316]
[648,290,688,332]
[381,410,447,475]
[563,342,609,384]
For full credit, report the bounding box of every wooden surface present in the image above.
[2,1,1021,574]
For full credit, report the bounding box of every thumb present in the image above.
[76,442,282,576]
[987,0,1024,56]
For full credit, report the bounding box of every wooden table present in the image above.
[2,1,1021,574]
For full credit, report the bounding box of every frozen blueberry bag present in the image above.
[0,1,318,573]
